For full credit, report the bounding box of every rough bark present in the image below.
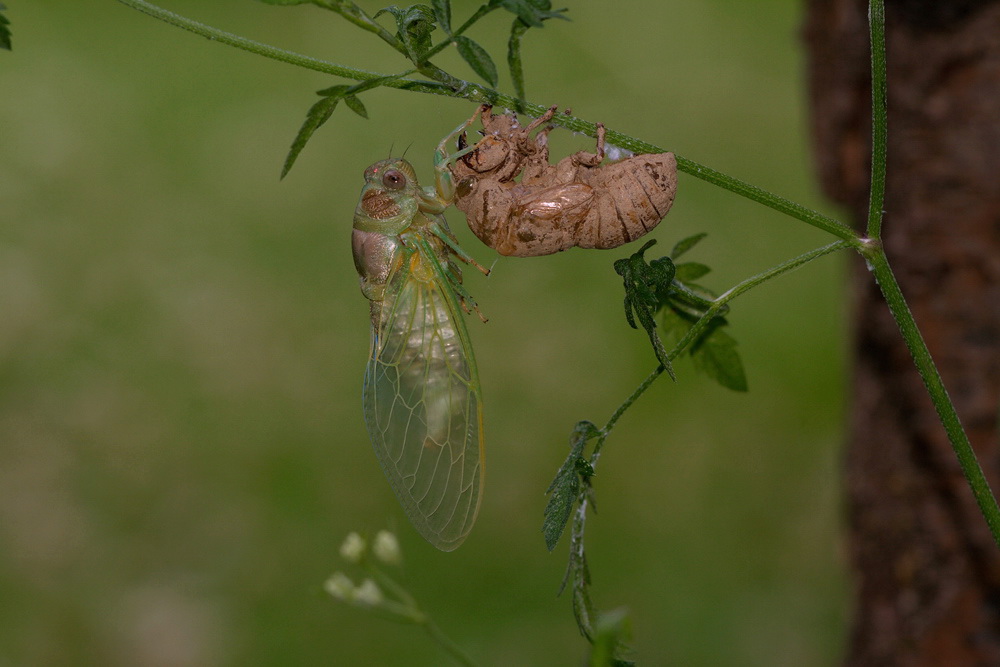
[804,1,1000,664]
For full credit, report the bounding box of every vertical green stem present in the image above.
[865,251,1000,541]
[867,0,888,238]
[860,0,1000,544]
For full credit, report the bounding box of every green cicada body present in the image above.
[352,136,488,550]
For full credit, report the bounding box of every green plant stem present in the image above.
[864,249,1000,542]
[422,618,479,667]
[857,0,1000,545]
[318,1,404,54]
[867,0,888,239]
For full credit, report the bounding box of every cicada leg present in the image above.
[410,232,489,322]
[520,104,559,134]
[427,222,490,275]
[572,122,607,168]
[431,105,487,204]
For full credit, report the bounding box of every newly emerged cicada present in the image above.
[352,115,488,551]
[449,104,678,257]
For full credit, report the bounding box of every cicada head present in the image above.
[354,158,421,234]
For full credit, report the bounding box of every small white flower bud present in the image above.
[352,578,383,606]
[373,530,401,565]
[324,572,354,601]
[339,532,367,563]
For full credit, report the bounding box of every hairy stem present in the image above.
[118,0,862,246]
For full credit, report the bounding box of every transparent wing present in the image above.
[363,250,484,551]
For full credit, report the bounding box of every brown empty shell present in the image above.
[449,105,678,257]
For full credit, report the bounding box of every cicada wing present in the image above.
[515,182,594,221]
[363,271,484,551]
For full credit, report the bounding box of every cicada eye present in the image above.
[382,169,406,190]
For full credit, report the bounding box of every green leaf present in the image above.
[343,94,368,118]
[674,261,711,282]
[507,18,529,105]
[375,4,436,62]
[614,240,676,378]
[543,421,599,551]
[562,480,596,639]
[659,304,747,392]
[282,93,343,178]
[0,3,11,51]
[431,0,451,34]
[658,306,689,350]
[282,74,403,177]
[691,324,748,392]
[670,232,707,259]
[454,35,498,87]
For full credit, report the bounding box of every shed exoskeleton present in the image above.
[448,104,678,257]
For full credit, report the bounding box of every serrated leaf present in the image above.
[659,306,689,350]
[376,4,436,62]
[343,94,368,118]
[282,73,403,177]
[282,94,342,178]
[674,261,711,282]
[615,240,676,377]
[691,325,748,392]
[671,232,707,259]
[431,0,451,34]
[543,421,598,551]
[453,35,498,86]
[507,18,529,104]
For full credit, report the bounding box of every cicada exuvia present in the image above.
[449,104,678,257]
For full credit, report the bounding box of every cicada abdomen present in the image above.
[449,105,678,257]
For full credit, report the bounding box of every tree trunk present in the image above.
[803,1,1000,664]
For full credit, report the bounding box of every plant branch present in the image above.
[857,0,1000,545]
[595,239,852,456]
[118,0,863,247]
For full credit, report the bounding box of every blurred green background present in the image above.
[0,1,849,664]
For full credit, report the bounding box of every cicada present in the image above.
[352,115,489,551]
[449,104,678,257]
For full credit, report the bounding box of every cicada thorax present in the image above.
[448,104,678,257]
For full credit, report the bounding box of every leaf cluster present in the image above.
[540,422,634,665]
[616,236,747,393]
[256,0,567,176]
